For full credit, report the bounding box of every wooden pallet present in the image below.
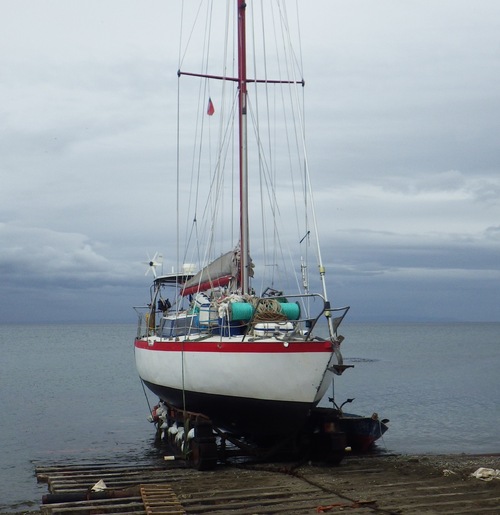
[140,484,186,514]
[37,462,188,514]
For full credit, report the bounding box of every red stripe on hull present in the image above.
[134,338,332,353]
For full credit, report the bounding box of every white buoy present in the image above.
[175,428,185,444]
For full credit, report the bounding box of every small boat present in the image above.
[329,399,389,451]
[134,1,350,445]
[339,413,389,452]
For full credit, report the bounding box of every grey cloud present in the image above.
[0,1,499,323]
[0,223,126,286]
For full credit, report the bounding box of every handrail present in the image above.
[241,292,349,342]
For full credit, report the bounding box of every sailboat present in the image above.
[134,1,350,446]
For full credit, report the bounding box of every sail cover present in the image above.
[181,250,238,296]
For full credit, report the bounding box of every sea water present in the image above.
[321,323,500,454]
[0,322,499,511]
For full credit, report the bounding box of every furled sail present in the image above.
[181,250,238,296]
[181,248,254,296]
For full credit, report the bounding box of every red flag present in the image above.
[207,97,215,116]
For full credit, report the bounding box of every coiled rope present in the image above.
[247,297,288,322]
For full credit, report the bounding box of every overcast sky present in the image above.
[1,0,499,324]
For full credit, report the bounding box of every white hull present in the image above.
[134,334,339,435]
[133,2,351,440]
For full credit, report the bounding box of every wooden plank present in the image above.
[441,508,500,514]
[180,488,320,507]
[385,495,500,511]
[41,498,145,514]
[182,493,363,514]
[35,457,500,515]
[141,484,186,515]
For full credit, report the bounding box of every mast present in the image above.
[177,3,302,296]
[238,0,249,294]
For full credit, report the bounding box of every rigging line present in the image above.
[229,0,237,245]
[177,24,200,282]
[191,94,232,233]
[256,0,275,288]
[276,0,304,80]
[187,101,238,292]
[247,99,279,220]
[204,0,214,83]
[180,215,198,271]
[274,4,307,186]
[176,50,182,300]
[279,47,301,253]
[181,340,186,415]
[249,106,301,295]
[246,102,280,289]
[273,6,327,306]
[176,2,206,418]
[181,84,206,258]
[278,4,307,245]
[250,0,263,281]
[245,107,304,298]
[294,0,304,75]
[204,0,214,165]
[192,0,224,262]
[269,3,280,286]
[181,2,215,256]
[175,0,190,295]
[178,0,205,70]
[273,2,304,282]
[211,0,232,256]
[140,378,154,415]
[289,74,329,301]
[197,93,239,234]
[188,0,212,246]
[177,0,184,69]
